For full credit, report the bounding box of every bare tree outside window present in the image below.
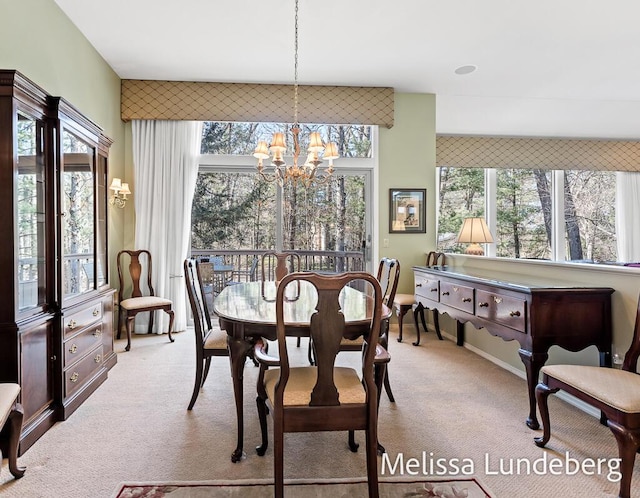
[193,121,371,257]
[437,166,617,263]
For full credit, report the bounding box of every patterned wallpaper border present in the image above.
[121,80,394,128]
[437,135,640,172]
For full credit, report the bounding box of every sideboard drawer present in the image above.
[64,325,103,368]
[415,274,440,303]
[476,290,526,333]
[64,345,104,397]
[63,302,103,338]
[440,281,474,314]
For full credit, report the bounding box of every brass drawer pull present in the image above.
[69,344,78,354]
[68,320,77,330]
[479,302,489,308]
[70,372,79,383]
[415,283,422,287]
[430,288,438,292]
[94,354,102,363]
[510,310,521,317]
[92,308,99,316]
[93,329,102,338]
[442,291,450,296]
[462,297,471,303]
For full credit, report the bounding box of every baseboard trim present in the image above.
[439,330,601,420]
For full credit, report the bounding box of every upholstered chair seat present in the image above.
[0,384,20,428]
[120,296,172,310]
[264,367,366,406]
[203,327,228,350]
[540,365,640,413]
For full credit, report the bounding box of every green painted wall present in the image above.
[379,93,437,294]
[0,0,126,284]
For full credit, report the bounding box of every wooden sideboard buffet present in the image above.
[413,265,614,430]
[0,70,116,453]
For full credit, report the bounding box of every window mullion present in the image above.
[552,170,565,261]
[485,168,497,257]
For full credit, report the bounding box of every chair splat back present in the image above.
[308,286,345,406]
[376,257,400,307]
[261,251,301,283]
[185,259,211,336]
[117,249,156,303]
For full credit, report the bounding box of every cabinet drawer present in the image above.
[64,325,103,368]
[63,302,103,338]
[440,281,474,314]
[476,290,526,333]
[415,274,440,303]
[65,345,104,397]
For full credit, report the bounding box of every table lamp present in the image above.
[456,217,494,255]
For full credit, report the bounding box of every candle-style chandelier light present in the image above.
[253,0,339,187]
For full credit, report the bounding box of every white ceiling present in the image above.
[54,0,640,139]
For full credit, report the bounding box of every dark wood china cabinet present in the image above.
[0,70,116,453]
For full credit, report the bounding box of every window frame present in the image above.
[197,126,378,271]
[438,167,617,263]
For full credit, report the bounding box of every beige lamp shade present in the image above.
[323,142,339,160]
[456,217,494,255]
[253,140,270,159]
[109,177,122,191]
[307,132,324,152]
[269,133,286,152]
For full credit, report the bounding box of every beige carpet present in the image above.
[0,321,637,497]
[111,476,494,497]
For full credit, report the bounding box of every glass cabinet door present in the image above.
[61,129,95,300]
[17,111,46,312]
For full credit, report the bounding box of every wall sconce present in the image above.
[456,217,494,255]
[109,178,131,209]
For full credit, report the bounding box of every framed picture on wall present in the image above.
[389,188,426,233]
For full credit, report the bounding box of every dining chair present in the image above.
[254,271,384,498]
[336,257,399,403]
[393,251,445,345]
[0,383,25,479]
[197,261,215,311]
[260,251,301,283]
[184,259,229,410]
[116,249,175,352]
[261,251,305,348]
[534,293,640,498]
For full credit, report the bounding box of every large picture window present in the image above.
[192,121,376,268]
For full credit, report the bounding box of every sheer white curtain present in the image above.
[131,120,203,333]
[616,171,640,263]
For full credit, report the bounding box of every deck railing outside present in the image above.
[190,249,366,281]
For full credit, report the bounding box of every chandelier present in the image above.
[253,0,339,187]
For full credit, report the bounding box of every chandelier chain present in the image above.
[252,0,338,187]
[293,0,299,126]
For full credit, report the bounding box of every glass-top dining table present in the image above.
[213,279,391,463]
